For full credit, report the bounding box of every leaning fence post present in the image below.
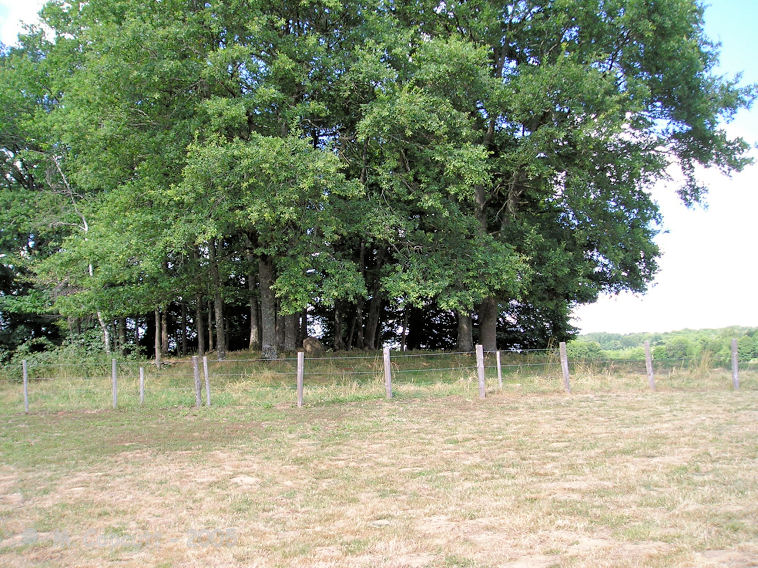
[203,356,211,406]
[644,340,656,391]
[496,350,503,389]
[192,356,202,408]
[112,359,118,409]
[476,344,486,399]
[731,339,740,390]
[139,367,145,405]
[559,342,571,393]
[383,347,392,399]
[23,360,29,413]
[297,351,304,407]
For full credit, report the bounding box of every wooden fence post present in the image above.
[203,356,211,406]
[22,360,28,413]
[731,339,740,390]
[383,347,392,399]
[476,344,486,399]
[644,340,656,391]
[496,350,503,389]
[559,342,571,393]
[112,359,118,409]
[139,367,145,405]
[297,351,304,407]
[193,356,202,408]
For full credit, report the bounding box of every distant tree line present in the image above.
[0,0,754,362]
[570,328,758,366]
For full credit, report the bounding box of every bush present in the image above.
[4,329,144,381]
[663,337,695,361]
[567,340,603,361]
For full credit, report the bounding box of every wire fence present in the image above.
[0,344,753,414]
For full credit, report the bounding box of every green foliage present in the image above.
[0,0,754,358]
[566,340,603,361]
[578,327,758,367]
[6,328,142,380]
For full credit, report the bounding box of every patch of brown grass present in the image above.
[1,391,757,567]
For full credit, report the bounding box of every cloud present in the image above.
[0,0,46,47]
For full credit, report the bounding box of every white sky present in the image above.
[573,0,758,333]
[2,0,757,334]
[0,0,45,46]
[574,155,758,333]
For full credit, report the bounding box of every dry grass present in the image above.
[1,388,757,567]
[2,350,753,413]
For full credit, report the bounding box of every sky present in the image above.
[572,0,758,334]
[0,1,43,47]
[1,0,756,335]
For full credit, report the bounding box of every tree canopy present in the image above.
[0,0,754,361]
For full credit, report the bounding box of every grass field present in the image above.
[1,381,757,567]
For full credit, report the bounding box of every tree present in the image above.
[176,133,364,358]
[0,28,83,353]
[0,0,753,359]
[411,0,753,349]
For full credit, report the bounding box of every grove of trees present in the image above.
[0,0,754,362]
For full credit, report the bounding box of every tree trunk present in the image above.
[400,307,409,351]
[249,296,260,351]
[195,295,206,356]
[225,311,230,354]
[154,308,162,368]
[117,318,127,354]
[160,307,169,356]
[180,301,188,356]
[97,312,112,355]
[284,313,297,352]
[333,302,345,351]
[479,297,498,352]
[245,250,261,351]
[259,255,278,359]
[364,295,382,350]
[457,310,473,352]
[207,300,214,352]
[363,248,385,350]
[355,303,365,349]
[214,295,225,359]
[405,306,425,350]
[298,309,308,346]
[275,300,285,351]
[209,239,226,360]
[354,242,366,350]
[346,303,357,350]
[62,159,110,355]
[473,169,497,351]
